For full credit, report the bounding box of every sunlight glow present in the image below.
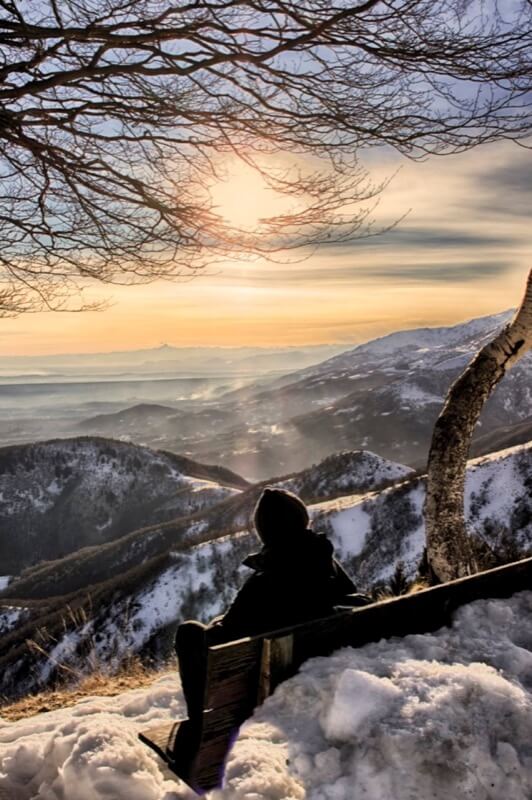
[209,161,290,229]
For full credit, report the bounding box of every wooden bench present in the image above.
[139,555,532,794]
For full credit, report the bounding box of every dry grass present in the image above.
[1,659,169,722]
[375,577,430,602]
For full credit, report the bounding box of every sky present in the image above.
[1,140,530,355]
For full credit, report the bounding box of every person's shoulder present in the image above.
[309,531,334,555]
[298,531,334,565]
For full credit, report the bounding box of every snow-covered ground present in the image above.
[1,591,531,800]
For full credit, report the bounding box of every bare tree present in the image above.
[0,0,530,314]
[425,269,532,583]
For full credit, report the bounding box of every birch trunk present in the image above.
[425,269,532,583]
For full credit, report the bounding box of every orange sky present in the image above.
[1,142,529,355]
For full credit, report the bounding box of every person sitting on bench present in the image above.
[176,486,369,720]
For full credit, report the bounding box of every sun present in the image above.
[209,161,290,230]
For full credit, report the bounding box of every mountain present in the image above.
[470,416,532,459]
[1,442,529,701]
[274,450,413,501]
[313,442,532,589]
[0,343,345,380]
[74,310,532,480]
[0,437,246,574]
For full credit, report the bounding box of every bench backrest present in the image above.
[206,554,532,713]
[192,555,532,790]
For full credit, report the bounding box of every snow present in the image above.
[397,383,442,406]
[278,451,413,503]
[35,533,254,683]
[0,605,23,635]
[312,442,532,589]
[1,591,531,800]
[322,668,401,739]
[341,310,512,360]
[311,498,372,561]
[0,576,11,591]
[0,674,184,800]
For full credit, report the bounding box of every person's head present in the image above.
[253,487,310,547]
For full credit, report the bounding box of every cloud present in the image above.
[475,151,532,197]
[315,226,520,255]
[351,260,513,283]
[220,258,513,287]
[467,149,532,217]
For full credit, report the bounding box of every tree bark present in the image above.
[425,269,532,583]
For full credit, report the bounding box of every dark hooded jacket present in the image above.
[210,529,358,642]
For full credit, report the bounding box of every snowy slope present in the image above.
[275,450,413,501]
[313,442,532,588]
[1,590,531,800]
[0,437,243,573]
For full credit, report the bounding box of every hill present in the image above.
[0,437,246,573]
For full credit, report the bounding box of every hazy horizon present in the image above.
[1,140,529,357]
[0,302,515,360]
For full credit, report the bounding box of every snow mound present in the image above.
[1,592,531,800]
[223,590,532,800]
[0,674,185,800]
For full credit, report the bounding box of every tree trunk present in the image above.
[425,269,532,583]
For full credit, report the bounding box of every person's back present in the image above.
[176,487,366,721]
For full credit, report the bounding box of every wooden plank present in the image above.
[190,711,240,791]
[257,633,295,703]
[270,634,295,688]
[205,637,263,716]
[246,555,532,673]
[257,638,271,705]
[139,715,224,793]
[138,721,180,761]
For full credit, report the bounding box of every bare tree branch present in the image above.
[0,0,530,314]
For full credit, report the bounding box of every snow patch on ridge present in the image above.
[0,605,24,635]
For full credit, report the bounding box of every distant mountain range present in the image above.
[1,440,530,701]
[77,310,531,479]
[0,343,345,380]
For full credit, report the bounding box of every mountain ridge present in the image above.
[74,309,529,479]
[0,437,247,573]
